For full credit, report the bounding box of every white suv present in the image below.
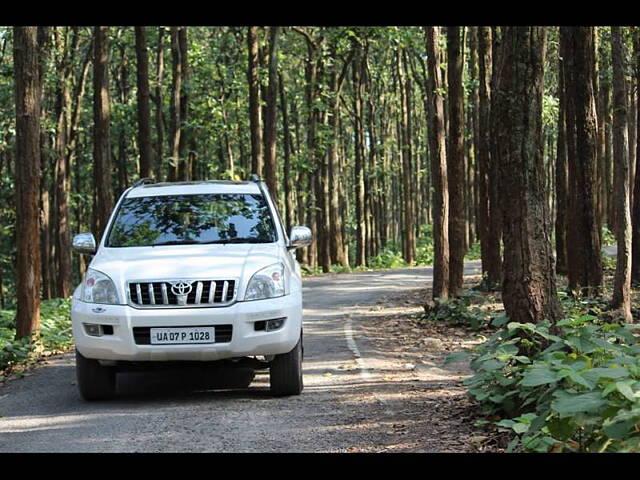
[70,177,312,400]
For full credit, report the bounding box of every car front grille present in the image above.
[132,325,233,345]
[127,280,237,308]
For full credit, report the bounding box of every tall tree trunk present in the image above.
[556,49,569,276]
[488,27,505,289]
[399,50,416,263]
[630,84,637,208]
[632,28,640,284]
[279,72,294,230]
[14,26,42,339]
[247,26,263,177]
[496,26,562,325]
[93,26,113,241]
[154,27,165,179]
[426,27,450,300]
[53,27,75,299]
[354,44,367,267]
[168,27,182,182]
[177,27,189,181]
[328,42,353,268]
[561,27,603,295]
[447,27,466,296]
[135,26,153,179]
[263,27,280,197]
[116,35,130,193]
[478,26,502,289]
[37,26,52,301]
[611,27,632,322]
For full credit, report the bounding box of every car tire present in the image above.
[75,350,116,401]
[270,336,303,396]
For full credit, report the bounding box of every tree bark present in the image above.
[135,26,153,179]
[168,27,182,181]
[496,26,562,325]
[426,27,450,300]
[93,26,113,241]
[278,72,294,230]
[561,27,603,296]
[478,26,502,289]
[399,50,416,264]
[611,27,632,322]
[247,26,263,177]
[177,27,189,181]
[154,27,165,179]
[263,27,280,197]
[447,27,466,296]
[14,26,42,339]
[556,47,569,276]
[632,28,640,284]
[53,27,76,299]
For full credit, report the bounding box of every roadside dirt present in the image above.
[351,273,504,452]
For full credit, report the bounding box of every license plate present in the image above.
[150,327,215,345]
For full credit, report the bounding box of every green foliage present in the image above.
[451,312,640,452]
[465,241,482,261]
[423,290,497,330]
[0,298,73,375]
[368,247,408,269]
[601,226,616,246]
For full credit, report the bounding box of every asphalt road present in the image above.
[0,262,481,453]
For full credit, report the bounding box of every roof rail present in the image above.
[249,174,261,183]
[131,178,155,188]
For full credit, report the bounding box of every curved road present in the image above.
[0,262,480,452]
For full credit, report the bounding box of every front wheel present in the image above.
[75,350,116,401]
[269,337,303,396]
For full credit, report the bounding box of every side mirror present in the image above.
[72,233,97,255]
[288,226,313,250]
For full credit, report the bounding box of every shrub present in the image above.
[367,246,407,269]
[0,297,73,375]
[449,315,640,452]
[422,290,500,330]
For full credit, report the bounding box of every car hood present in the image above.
[89,243,282,289]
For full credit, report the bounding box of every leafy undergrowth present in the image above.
[0,298,72,381]
[442,290,640,453]
[422,289,505,331]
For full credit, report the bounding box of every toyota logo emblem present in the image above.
[170,281,193,296]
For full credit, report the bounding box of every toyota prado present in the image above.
[70,176,312,400]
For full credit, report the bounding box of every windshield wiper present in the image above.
[150,240,202,246]
[150,238,271,246]
[201,238,271,244]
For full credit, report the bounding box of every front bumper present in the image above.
[71,293,302,362]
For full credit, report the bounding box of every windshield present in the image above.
[106,193,277,247]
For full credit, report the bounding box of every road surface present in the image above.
[0,262,481,452]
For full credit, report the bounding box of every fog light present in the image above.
[84,323,102,337]
[266,317,285,331]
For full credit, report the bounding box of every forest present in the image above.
[4,26,640,452]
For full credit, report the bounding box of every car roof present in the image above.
[126,180,262,198]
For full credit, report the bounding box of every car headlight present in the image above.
[81,269,120,304]
[244,263,285,301]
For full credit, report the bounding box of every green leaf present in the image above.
[615,380,637,402]
[551,392,607,416]
[603,419,635,440]
[547,417,576,441]
[520,366,558,387]
[568,371,594,389]
[481,359,505,371]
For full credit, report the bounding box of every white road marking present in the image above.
[343,314,389,407]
